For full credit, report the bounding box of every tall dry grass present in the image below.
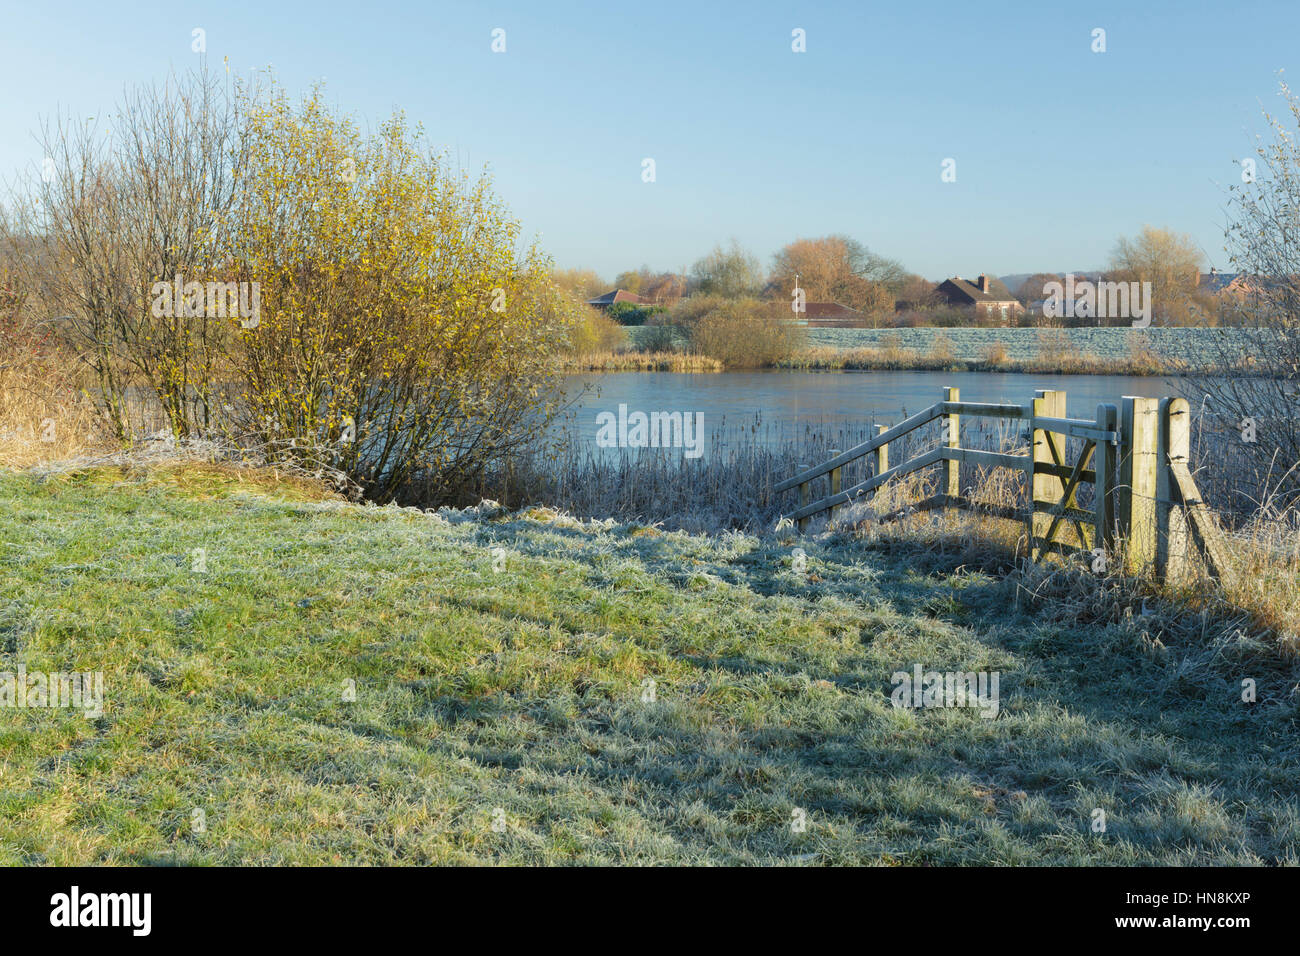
[0,304,111,467]
[556,351,724,372]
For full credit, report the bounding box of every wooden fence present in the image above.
[775,387,1229,580]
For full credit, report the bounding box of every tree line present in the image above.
[560,225,1268,329]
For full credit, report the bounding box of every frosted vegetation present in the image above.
[1,467,1296,864]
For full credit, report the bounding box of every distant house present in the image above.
[1196,271,1300,321]
[794,301,865,327]
[1198,270,1257,296]
[586,289,651,309]
[934,274,1025,324]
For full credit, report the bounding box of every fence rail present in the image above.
[777,387,1229,581]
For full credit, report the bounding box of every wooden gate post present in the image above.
[1030,390,1067,559]
[1156,397,1191,581]
[873,424,889,476]
[1118,396,1159,573]
[942,387,960,503]
[1094,403,1118,558]
[827,463,842,525]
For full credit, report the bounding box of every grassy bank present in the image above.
[1,464,1297,864]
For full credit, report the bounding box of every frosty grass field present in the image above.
[0,465,1296,865]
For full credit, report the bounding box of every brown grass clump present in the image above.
[32,461,346,503]
[977,342,1010,368]
[927,333,958,367]
[0,302,112,468]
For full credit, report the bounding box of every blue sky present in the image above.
[1,0,1296,281]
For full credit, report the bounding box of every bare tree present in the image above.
[691,240,764,299]
[1109,226,1203,325]
[3,67,247,439]
[1181,81,1300,510]
[768,235,905,314]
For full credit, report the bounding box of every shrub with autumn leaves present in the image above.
[219,84,576,501]
[3,72,579,500]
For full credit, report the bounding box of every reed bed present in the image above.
[0,354,108,467]
[557,351,724,372]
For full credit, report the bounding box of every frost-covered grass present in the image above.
[0,464,1297,865]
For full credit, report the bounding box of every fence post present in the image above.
[798,482,809,533]
[1030,390,1067,559]
[1118,396,1159,574]
[828,465,842,524]
[1157,397,1190,581]
[873,424,889,476]
[942,387,959,503]
[1094,403,1118,560]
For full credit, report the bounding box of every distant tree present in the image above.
[1108,226,1203,324]
[896,273,938,310]
[600,268,687,304]
[768,235,906,313]
[845,239,908,292]
[641,271,687,304]
[691,240,763,299]
[551,268,609,303]
[1015,272,1064,307]
[612,269,645,294]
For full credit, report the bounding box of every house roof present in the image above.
[1196,273,1300,295]
[937,275,1019,304]
[802,301,861,318]
[1199,272,1244,293]
[586,289,649,306]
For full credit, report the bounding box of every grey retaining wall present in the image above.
[623,324,1262,364]
[804,327,1258,363]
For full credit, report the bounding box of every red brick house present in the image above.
[934,274,1024,324]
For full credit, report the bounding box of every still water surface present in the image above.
[558,369,1185,448]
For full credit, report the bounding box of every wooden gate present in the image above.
[775,387,1228,580]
